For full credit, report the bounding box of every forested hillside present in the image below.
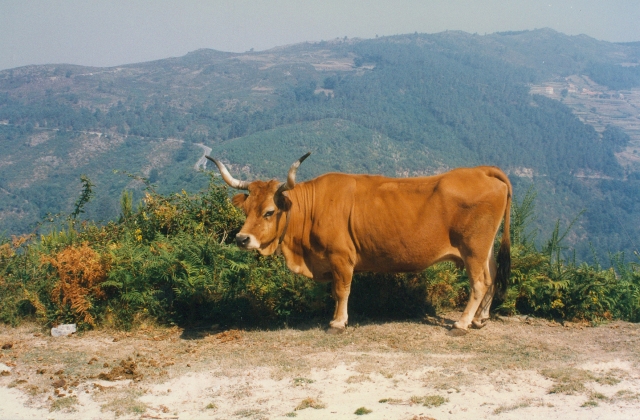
[0,29,639,262]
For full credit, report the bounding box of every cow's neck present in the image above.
[278,184,314,278]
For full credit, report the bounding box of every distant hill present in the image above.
[1,29,639,262]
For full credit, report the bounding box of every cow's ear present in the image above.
[275,193,292,211]
[231,193,248,208]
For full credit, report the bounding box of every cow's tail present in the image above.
[491,168,512,301]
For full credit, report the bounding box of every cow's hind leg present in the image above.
[472,256,497,329]
[327,259,354,334]
[452,256,492,332]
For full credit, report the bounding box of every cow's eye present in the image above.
[264,210,275,218]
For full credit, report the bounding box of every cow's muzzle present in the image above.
[235,233,252,249]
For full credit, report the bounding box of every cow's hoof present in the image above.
[447,327,468,337]
[472,319,488,329]
[326,327,346,335]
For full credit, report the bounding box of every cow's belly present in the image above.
[354,243,459,273]
[351,218,458,273]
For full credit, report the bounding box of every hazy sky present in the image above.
[1,0,639,71]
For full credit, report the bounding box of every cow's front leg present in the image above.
[327,262,353,334]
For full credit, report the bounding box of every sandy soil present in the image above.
[1,313,639,419]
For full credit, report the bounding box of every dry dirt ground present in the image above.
[1,313,640,420]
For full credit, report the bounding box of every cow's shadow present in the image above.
[178,313,457,341]
[178,268,467,340]
[178,319,325,340]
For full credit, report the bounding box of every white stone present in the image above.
[51,324,76,337]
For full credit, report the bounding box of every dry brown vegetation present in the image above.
[41,242,108,326]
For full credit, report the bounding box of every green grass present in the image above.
[293,377,315,386]
[493,399,534,414]
[410,394,448,408]
[581,400,599,407]
[346,374,371,384]
[295,397,326,411]
[379,398,403,404]
[613,390,640,401]
[50,396,78,412]
[595,369,624,385]
[542,368,595,395]
[354,406,372,415]
[233,408,266,418]
[98,391,147,416]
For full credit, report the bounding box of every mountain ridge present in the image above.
[0,29,639,262]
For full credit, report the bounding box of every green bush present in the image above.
[498,192,640,323]
[1,176,639,331]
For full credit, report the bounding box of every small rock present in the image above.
[447,328,468,337]
[51,324,76,337]
[0,363,12,375]
[2,343,13,350]
[52,378,66,388]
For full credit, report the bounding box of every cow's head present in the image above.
[206,153,310,255]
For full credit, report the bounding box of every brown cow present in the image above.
[206,153,511,334]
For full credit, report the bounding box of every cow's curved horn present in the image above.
[205,156,250,190]
[277,152,311,194]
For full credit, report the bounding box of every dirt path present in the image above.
[1,314,639,419]
[194,143,213,171]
